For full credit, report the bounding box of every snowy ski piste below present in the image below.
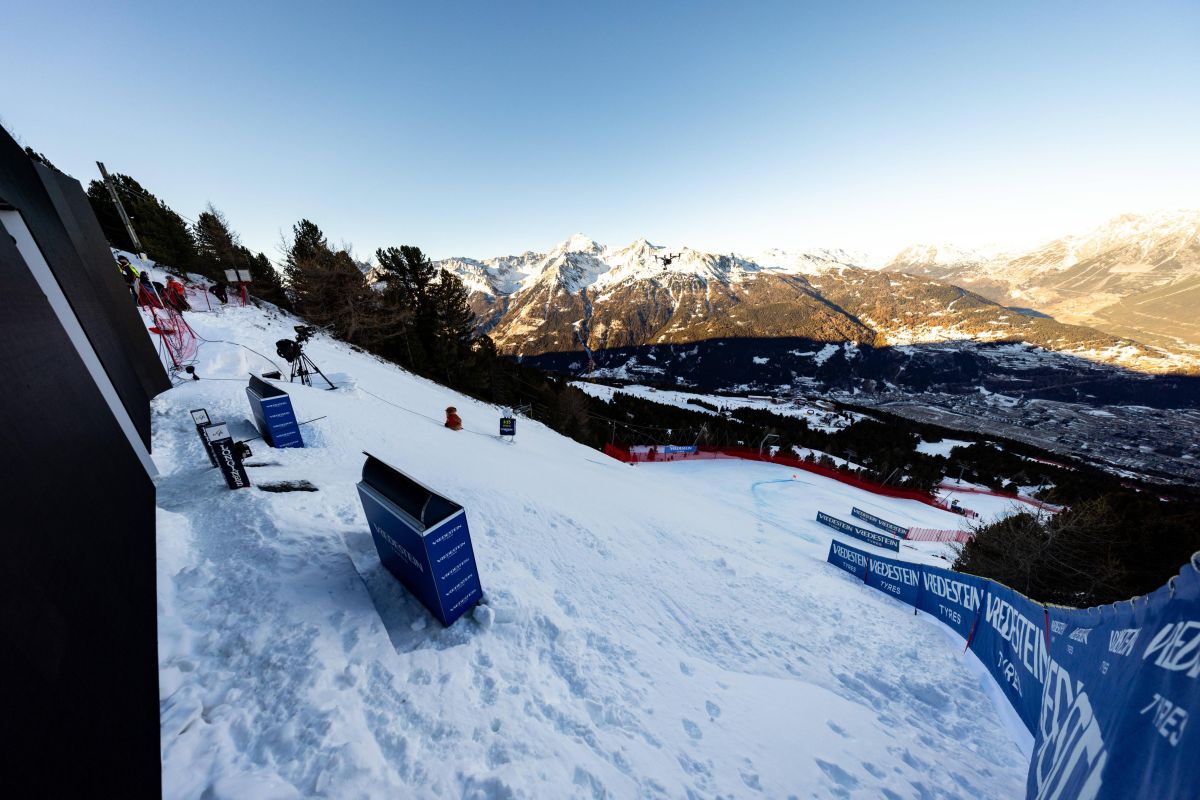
[153,298,1030,798]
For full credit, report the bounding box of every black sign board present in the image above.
[190,408,218,466]
[204,422,251,490]
[499,417,516,437]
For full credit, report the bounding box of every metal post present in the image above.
[96,162,144,255]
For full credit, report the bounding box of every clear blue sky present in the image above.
[3,0,1197,262]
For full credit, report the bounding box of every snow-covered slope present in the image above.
[152,296,1030,798]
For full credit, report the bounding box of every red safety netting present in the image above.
[144,304,198,368]
[906,527,974,544]
[602,443,974,515]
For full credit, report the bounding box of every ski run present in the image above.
[153,290,1033,799]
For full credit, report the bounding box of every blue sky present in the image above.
[2,1,1197,262]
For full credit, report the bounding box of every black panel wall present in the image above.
[37,161,171,430]
[0,126,168,449]
[0,135,161,796]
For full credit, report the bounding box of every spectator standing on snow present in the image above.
[116,255,139,302]
[164,276,191,312]
[210,280,229,304]
[445,406,463,431]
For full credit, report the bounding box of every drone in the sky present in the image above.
[653,252,681,269]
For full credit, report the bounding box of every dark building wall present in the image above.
[0,130,162,797]
[37,161,171,429]
[0,128,167,449]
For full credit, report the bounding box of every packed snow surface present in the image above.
[153,299,1028,798]
[916,438,975,458]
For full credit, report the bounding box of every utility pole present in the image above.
[96,162,145,256]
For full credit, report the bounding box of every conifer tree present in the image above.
[429,269,476,379]
[238,248,291,310]
[86,174,196,271]
[283,220,393,346]
[192,205,239,280]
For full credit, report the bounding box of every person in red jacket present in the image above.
[444,406,463,431]
[164,276,191,312]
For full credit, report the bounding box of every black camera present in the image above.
[294,325,316,343]
[276,338,301,362]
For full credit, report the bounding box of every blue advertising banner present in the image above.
[915,565,987,641]
[851,507,910,537]
[663,445,698,454]
[972,580,1049,734]
[245,375,304,448]
[1029,561,1200,800]
[499,417,516,437]
[827,540,868,581]
[356,455,483,626]
[825,541,1200,799]
[865,554,922,606]
[816,511,901,552]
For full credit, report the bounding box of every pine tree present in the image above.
[283,220,395,346]
[238,248,291,310]
[284,219,333,312]
[85,174,196,271]
[429,268,476,378]
[192,205,239,281]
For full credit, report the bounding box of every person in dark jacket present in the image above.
[445,406,463,431]
[210,281,229,304]
[117,256,139,302]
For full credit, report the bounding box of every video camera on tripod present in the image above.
[275,325,335,389]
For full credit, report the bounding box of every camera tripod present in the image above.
[288,346,336,390]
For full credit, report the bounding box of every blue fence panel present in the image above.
[1029,561,1200,799]
[816,511,900,552]
[826,540,1200,799]
[827,540,868,581]
[864,554,922,607]
[970,580,1050,734]
[851,507,910,537]
[915,566,987,641]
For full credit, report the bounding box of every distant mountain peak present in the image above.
[552,233,603,255]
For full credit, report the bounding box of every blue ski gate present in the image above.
[826,540,1200,799]
[355,453,483,626]
[245,374,304,448]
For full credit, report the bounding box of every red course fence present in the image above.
[602,444,971,516]
[937,482,1063,513]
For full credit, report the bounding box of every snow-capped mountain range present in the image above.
[437,235,872,299]
[414,212,1200,375]
[884,210,1200,351]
